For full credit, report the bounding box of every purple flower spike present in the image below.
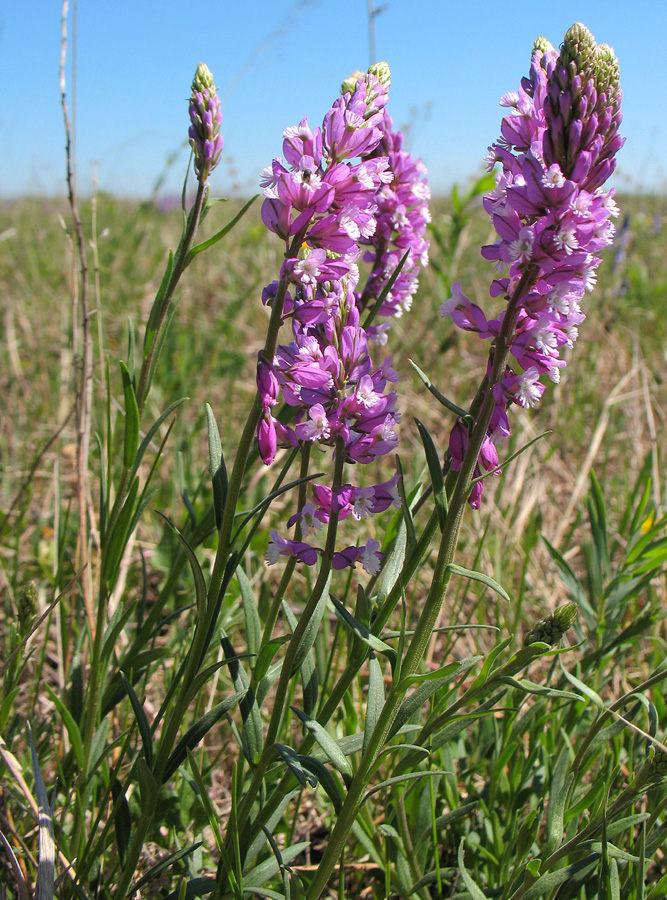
[442,23,623,508]
[188,63,224,182]
[259,63,431,577]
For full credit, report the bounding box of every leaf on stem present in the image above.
[330,594,397,667]
[155,512,207,618]
[363,653,385,757]
[415,418,447,531]
[291,707,353,779]
[445,563,510,602]
[457,841,490,900]
[162,692,246,781]
[121,672,154,768]
[184,195,259,265]
[119,360,140,469]
[206,403,228,531]
[27,722,55,900]
[221,635,264,762]
[236,566,261,660]
[409,359,469,418]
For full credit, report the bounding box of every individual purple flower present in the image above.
[266,530,321,567]
[441,24,623,507]
[188,63,224,181]
[332,539,382,575]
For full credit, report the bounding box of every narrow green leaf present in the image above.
[128,843,203,895]
[520,854,599,900]
[390,666,477,741]
[470,636,513,689]
[221,635,263,762]
[155,512,207,618]
[244,842,309,890]
[291,707,353,778]
[364,653,385,756]
[43,684,84,771]
[281,601,319,715]
[362,248,410,330]
[365,771,449,801]
[637,820,647,900]
[236,566,261,659]
[408,360,468,418]
[103,477,139,584]
[129,397,188,483]
[186,750,225,852]
[560,665,606,708]
[446,563,510,602]
[121,672,154,768]
[497,676,581,701]
[184,195,259,264]
[457,841,490,899]
[283,571,331,672]
[126,316,136,379]
[330,594,396,667]
[144,249,174,354]
[183,657,253,708]
[415,417,447,531]
[273,743,317,788]
[27,722,55,900]
[119,360,140,468]
[297,756,344,813]
[111,778,132,865]
[162,692,245,781]
[377,518,407,608]
[206,403,228,531]
[545,750,572,857]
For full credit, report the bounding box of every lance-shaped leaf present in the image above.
[162,692,245,781]
[446,563,510,602]
[28,723,54,900]
[291,707,353,779]
[121,672,154,768]
[363,653,385,757]
[273,743,318,788]
[415,417,447,531]
[206,403,227,530]
[330,594,396,667]
[458,841,490,900]
[111,777,132,865]
[155,512,207,618]
[236,565,261,660]
[221,635,264,762]
[119,360,140,468]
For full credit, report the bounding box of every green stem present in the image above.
[260,445,312,644]
[232,440,347,842]
[303,265,540,899]
[153,231,308,783]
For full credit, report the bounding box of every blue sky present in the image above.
[1,1,665,198]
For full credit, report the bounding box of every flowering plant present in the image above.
[11,20,667,900]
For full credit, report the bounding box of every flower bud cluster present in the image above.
[188,63,224,181]
[523,601,578,646]
[440,24,624,507]
[257,66,429,573]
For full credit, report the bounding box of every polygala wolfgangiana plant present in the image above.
[8,20,667,900]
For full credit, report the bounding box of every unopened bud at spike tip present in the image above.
[188,62,224,182]
[341,70,365,95]
[192,62,216,95]
[368,61,391,90]
[523,602,578,646]
[533,36,556,57]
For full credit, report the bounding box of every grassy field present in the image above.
[1,185,667,899]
